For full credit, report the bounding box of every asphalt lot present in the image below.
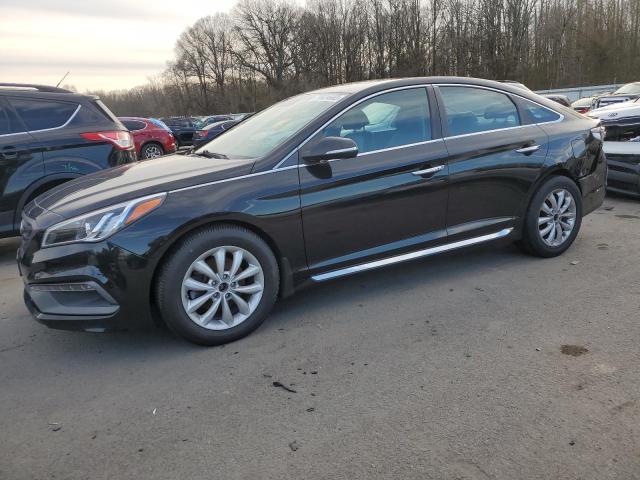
[1,195,639,480]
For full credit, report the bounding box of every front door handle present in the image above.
[515,145,540,155]
[412,165,445,176]
[1,147,19,160]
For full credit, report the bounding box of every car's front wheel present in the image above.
[156,225,279,345]
[518,176,583,257]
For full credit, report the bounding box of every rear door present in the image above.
[0,97,43,235]
[435,85,550,241]
[299,87,450,276]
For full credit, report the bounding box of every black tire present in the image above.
[140,142,164,159]
[517,176,583,257]
[156,225,279,346]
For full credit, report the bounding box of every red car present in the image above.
[118,117,177,159]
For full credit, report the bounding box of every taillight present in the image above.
[195,130,207,138]
[81,131,133,150]
[575,107,590,114]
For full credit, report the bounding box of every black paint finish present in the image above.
[17,77,606,332]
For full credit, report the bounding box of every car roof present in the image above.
[119,116,151,122]
[309,76,537,97]
[0,83,96,102]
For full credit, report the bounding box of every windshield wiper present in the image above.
[190,150,229,159]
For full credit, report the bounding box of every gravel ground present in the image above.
[1,195,639,480]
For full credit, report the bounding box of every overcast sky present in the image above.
[0,0,239,91]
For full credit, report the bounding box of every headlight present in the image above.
[42,193,166,247]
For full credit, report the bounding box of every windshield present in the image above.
[195,92,348,159]
[615,83,640,94]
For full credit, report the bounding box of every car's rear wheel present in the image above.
[156,225,279,345]
[518,176,582,257]
[141,142,164,159]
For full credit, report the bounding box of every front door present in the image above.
[299,87,450,277]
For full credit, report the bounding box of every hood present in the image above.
[34,154,255,220]
[588,100,640,121]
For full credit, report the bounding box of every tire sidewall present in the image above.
[158,227,279,345]
[525,176,583,257]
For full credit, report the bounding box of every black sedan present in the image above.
[18,77,607,345]
[192,119,240,149]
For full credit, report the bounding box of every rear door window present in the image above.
[122,120,147,131]
[439,86,520,136]
[520,101,562,124]
[9,98,79,131]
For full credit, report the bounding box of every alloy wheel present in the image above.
[144,145,163,158]
[181,246,265,330]
[538,188,577,247]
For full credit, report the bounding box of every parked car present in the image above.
[0,83,136,239]
[571,96,593,114]
[592,82,640,109]
[587,98,640,196]
[542,94,571,107]
[18,77,606,345]
[193,119,241,148]
[202,115,233,126]
[160,117,204,147]
[119,117,177,159]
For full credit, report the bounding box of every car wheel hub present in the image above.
[181,246,265,330]
[538,188,577,247]
[144,146,162,158]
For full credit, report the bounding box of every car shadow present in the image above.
[1,234,538,364]
[2,233,534,355]
[0,236,20,268]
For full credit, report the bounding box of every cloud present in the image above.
[0,0,190,20]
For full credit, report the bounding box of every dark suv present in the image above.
[0,83,136,238]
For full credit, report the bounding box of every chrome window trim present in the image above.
[274,81,565,170]
[0,103,81,138]
[311,228,513,282]
[357,138,443,157]
[297,139,445,168]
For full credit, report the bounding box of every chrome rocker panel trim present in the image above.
[311,228,514,282]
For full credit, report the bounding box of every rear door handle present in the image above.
[412,165,445,176]
[515,145,540,155]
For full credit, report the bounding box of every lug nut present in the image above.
[213,292,220,298]
[223,274,229,280]
[231,282,237,288]
[225,293,231,299]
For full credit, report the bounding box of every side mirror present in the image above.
[301,137,358,164]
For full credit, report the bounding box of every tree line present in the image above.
[91,0,640,117]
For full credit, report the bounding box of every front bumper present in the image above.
[17,222,155,332]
